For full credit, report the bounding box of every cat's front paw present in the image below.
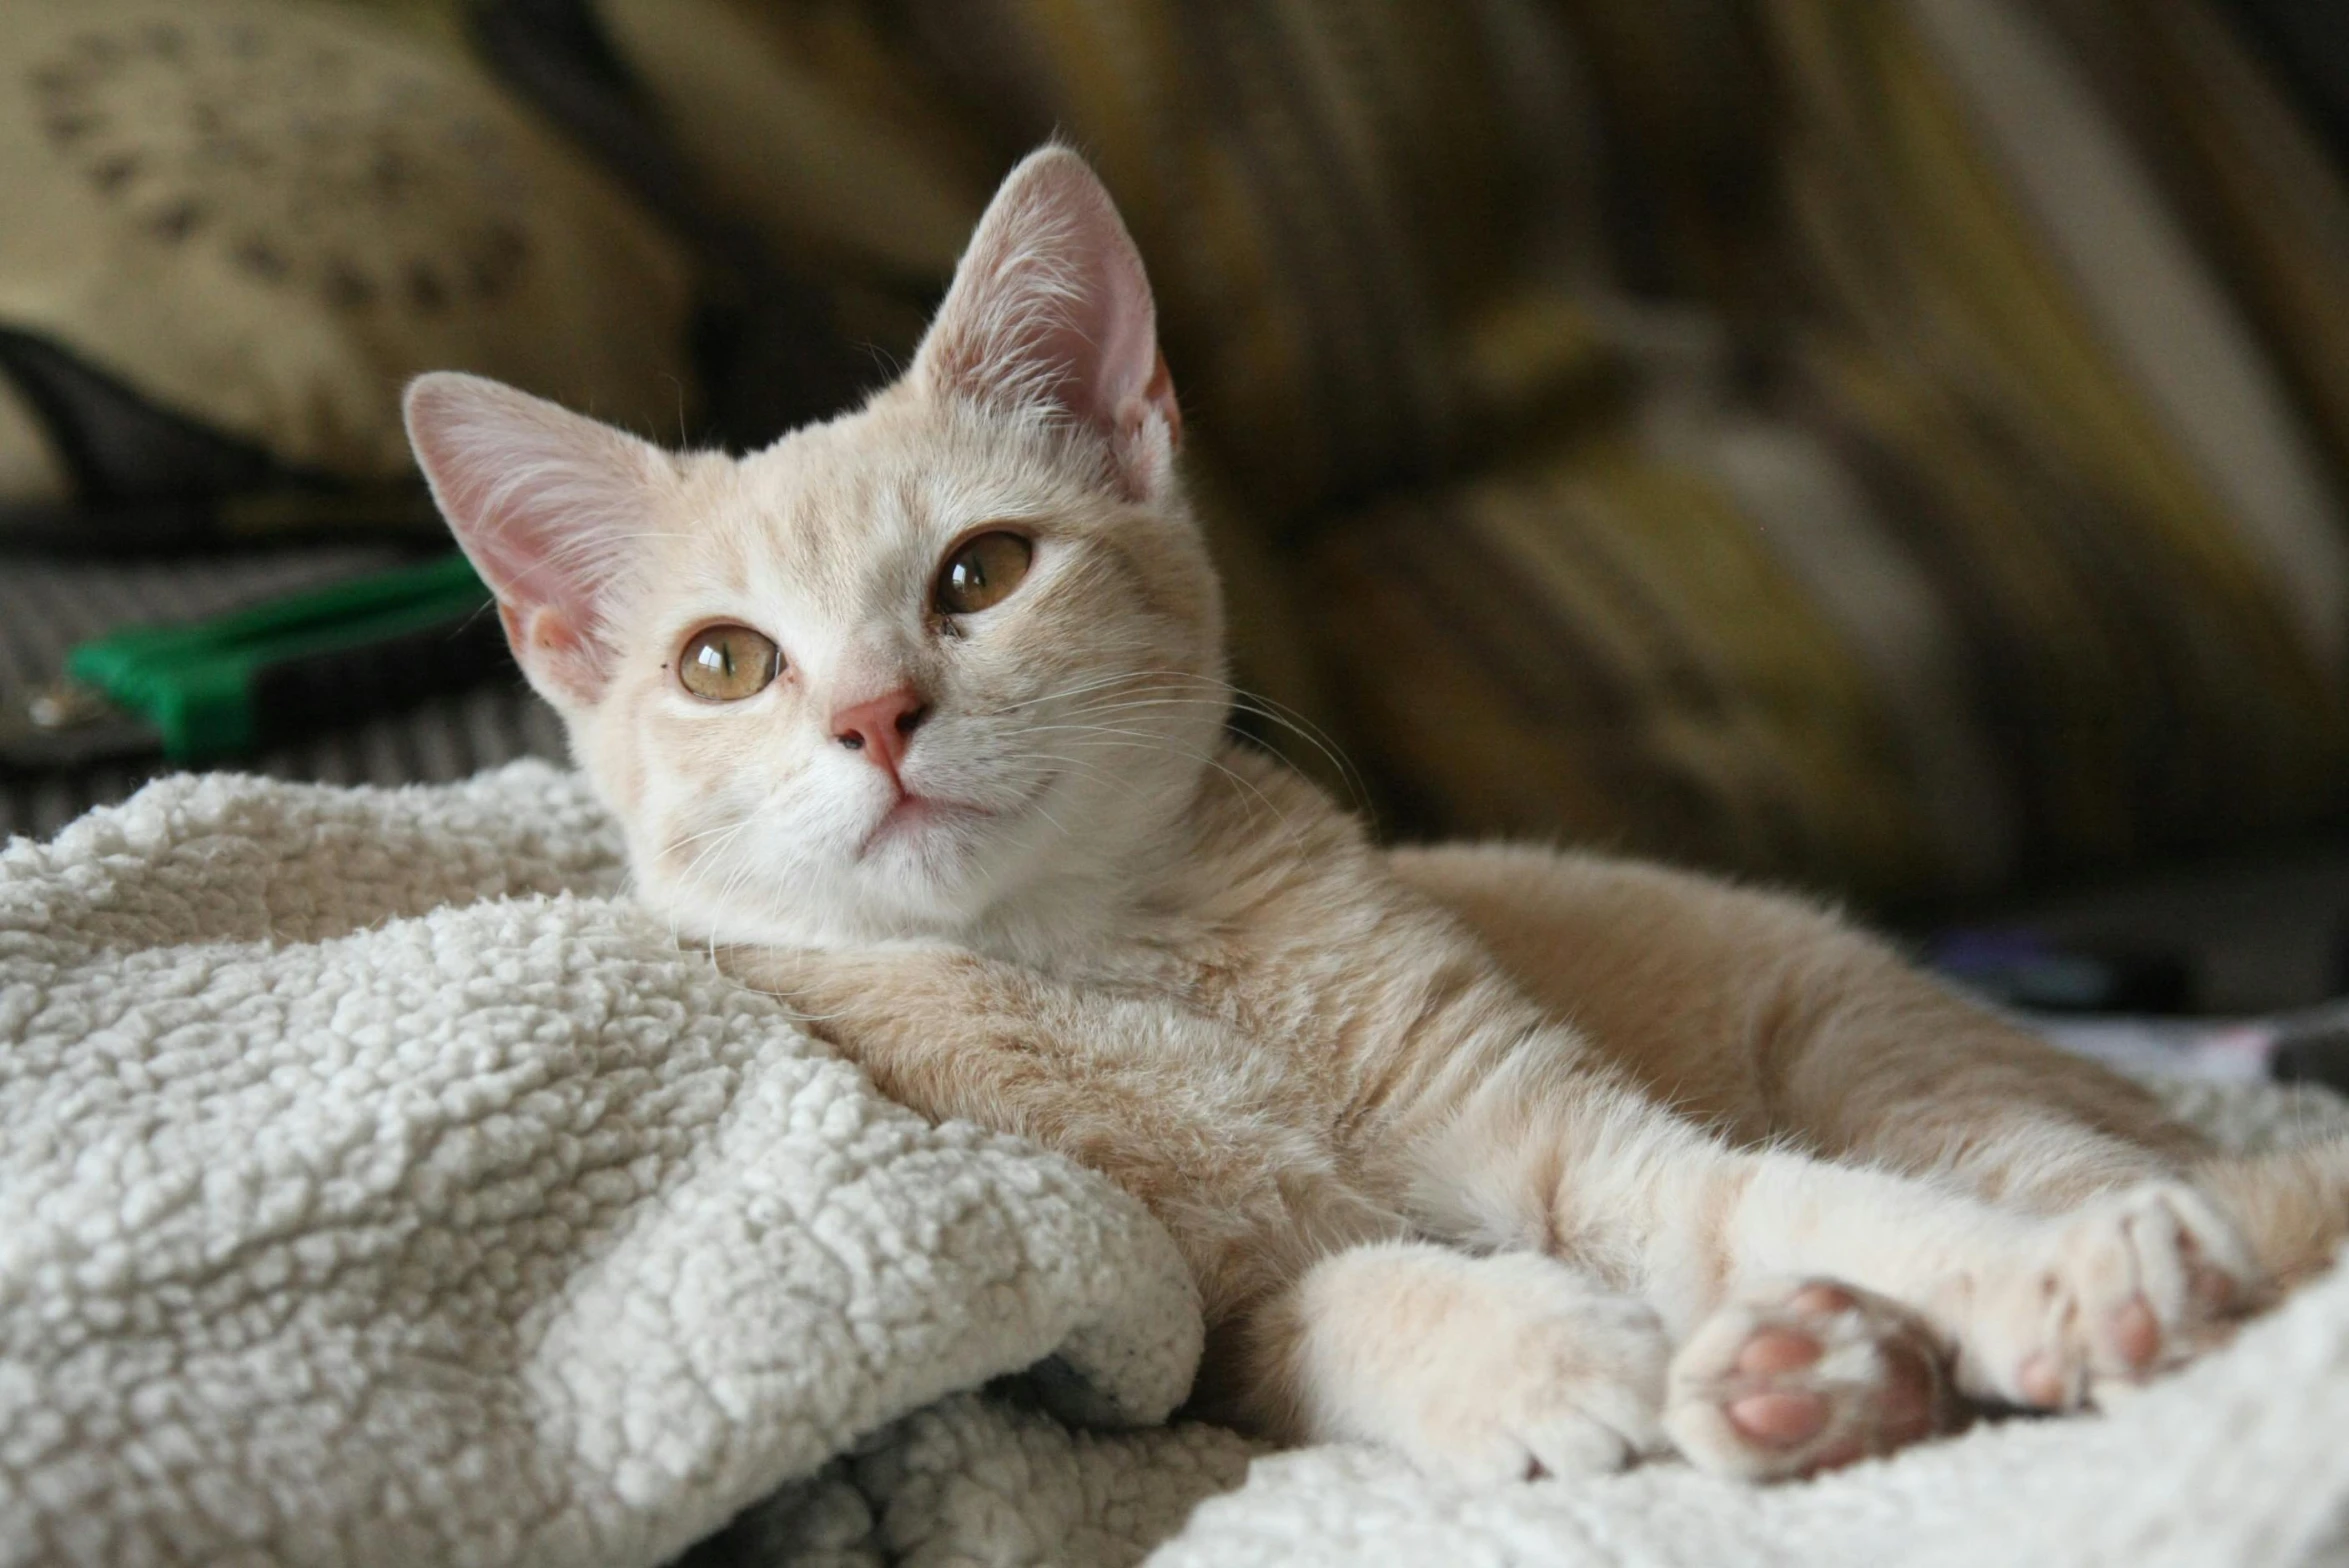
[1665,1278,1960,1481]
[1297,1246,1669,1484]
[1943,1183,2253,1409]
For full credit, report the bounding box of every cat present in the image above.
[404,145,2349,1484]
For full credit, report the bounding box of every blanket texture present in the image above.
[6,763,2349,1568]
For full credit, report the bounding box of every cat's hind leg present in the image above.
[1249,1240,1671,1483]
[1391,843,2207,1210]
[1664,1278,1962,1480]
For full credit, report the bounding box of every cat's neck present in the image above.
[952,827,1182,969]
[969,742,1371,972]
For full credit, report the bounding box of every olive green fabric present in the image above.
[0,0,694,502]
[604,0,2349,902]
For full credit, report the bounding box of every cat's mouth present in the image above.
[854,769,1064,860]
[854,791,1000,857]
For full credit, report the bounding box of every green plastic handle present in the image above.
[64,553,496,761]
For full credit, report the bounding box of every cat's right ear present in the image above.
[404,372,664,707]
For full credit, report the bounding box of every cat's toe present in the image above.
[1666,1278,1960,1481]
[1520,1407,1646,1479]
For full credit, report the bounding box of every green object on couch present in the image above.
[52,553,496,763]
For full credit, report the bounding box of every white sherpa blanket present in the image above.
[8,764,2349,1568]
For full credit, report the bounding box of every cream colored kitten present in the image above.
[405,147,2349,1484]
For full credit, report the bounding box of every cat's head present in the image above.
[405,147,1225,946]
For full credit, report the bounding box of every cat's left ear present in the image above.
[914,145,1182,501]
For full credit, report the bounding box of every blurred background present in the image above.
[7,0,2349,1020]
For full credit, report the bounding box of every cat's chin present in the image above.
[638,825,1047,953]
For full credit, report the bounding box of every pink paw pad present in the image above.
[2112,1300,2161,1370]
[1727,1390,1830,1447]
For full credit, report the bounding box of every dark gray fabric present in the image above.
[0,550,564,841]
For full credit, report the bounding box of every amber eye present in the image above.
[935,530,1034,616]
[677,624,780,701]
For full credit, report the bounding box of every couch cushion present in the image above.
[0,0,694,513]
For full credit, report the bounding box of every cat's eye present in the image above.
[935,530,1034,616]
[677,624,781,701]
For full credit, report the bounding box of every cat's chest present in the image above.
[1077,927,1354,1058]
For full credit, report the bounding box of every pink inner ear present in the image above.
[1141,350,1182,451]
[404,372,658,704]
[916,148,1181,495]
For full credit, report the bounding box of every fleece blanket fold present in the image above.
[7,763,2349,1568]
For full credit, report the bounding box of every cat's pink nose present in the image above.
[832,686,929,781]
